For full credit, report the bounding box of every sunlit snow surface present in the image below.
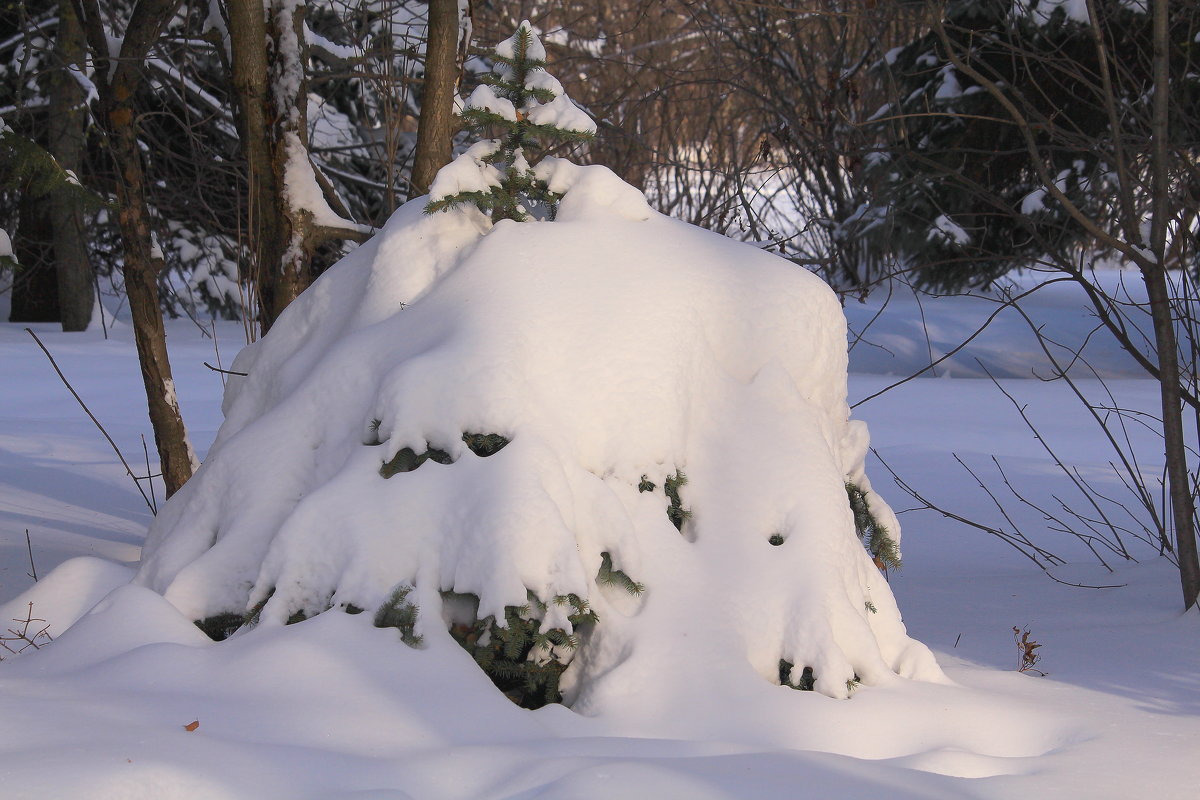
[1,185,1198,796]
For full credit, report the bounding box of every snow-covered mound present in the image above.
[135,162,940,702]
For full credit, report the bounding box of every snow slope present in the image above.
[1,266,1197,797]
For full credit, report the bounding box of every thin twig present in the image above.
[874,450,1124,589]
[25,529,37,582]
[210,320,227,389]
[24,328,156,513]
[851,277,1074,408]
[204,362,247,376]
[977,360,1132,560]
[875,450,1056,568]
[142,434,158,514]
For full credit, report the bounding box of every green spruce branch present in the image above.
[597,551,645,596]
[846,482,902,570]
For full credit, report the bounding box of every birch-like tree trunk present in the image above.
[72,0,198,497]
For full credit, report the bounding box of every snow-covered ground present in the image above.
[1,269,1197,798]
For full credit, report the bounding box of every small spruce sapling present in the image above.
[424,21,596,222]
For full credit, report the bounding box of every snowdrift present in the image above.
[135,162,940,703]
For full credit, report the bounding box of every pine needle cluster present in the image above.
[597,551,645,595]
[846,482,901,570]
[374,583,423,646]
[638,470,692,533]
[378,431,511,477]
[444,550,644,708]
[446,590,598,708]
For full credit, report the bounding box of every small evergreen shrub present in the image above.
[378,433,511,477]
[194,613,245,642]
[380,446,454,477]
[425,21,595,222]
[444,550,642,708]
[778,661,860,694]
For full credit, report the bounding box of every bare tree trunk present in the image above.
[1148,0,1200,610]
[73,0,197,497]
[226,0,287,332]
[410,0,463,195]
[225,0,372,333]
[47,0,91,332]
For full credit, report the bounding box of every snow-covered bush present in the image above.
[135,25,940,707]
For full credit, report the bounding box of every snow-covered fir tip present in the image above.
[427,21,596,222]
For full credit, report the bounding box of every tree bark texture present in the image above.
[73,0,197,497]
[410,0,462,196]
[226,0,370,333]
[1148,0,1200,610]
[226,0,286,334]
[263,0,312,329]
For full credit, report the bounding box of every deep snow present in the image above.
[1,266,1198,798]
[134,169,938,707]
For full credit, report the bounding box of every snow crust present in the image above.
[136,165,938,703]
